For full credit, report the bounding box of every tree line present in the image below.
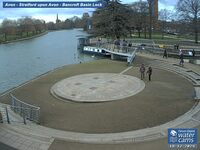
[0,14,89,42]
[46,13,90,31]
[92,0,200,43]
[0,17,46,42]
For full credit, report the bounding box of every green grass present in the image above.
[0,30,46,43]
[129,31,200,46]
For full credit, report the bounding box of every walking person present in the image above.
[179,50,184,67]
[140,64,145,80]
[122,39,127,52]
[163,49,168,58]
[192,49,195,57]
[97,38,101,47]
[146,66,152,81]
[114,37,120,51]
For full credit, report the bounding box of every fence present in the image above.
[100,43,137,54]
[127,48,137,65]
[10,94,40,124]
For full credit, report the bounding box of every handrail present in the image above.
[10,94,40,124]
[10,94,40,110]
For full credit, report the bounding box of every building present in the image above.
[139,0,158,30]
[151,0,158,30]
[56,14,61,24]
[152,0,158,20]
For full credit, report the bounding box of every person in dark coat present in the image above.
[192,49,195,57]
[146,66,152,81]
[163,49,168,58]
[179,51,184,67]
[140,64,145,80]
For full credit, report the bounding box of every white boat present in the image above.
[83,46,111,56]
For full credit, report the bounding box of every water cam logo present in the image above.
[168,128,198,149]
[170,130,177,137]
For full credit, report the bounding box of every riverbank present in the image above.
[0,31,48,44]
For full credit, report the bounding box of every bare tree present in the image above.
[130,1,149,38]
[64,19,73,29]
[18,17,36,37]
[159,9,172,39]
[33,19,46,33]
[176,0,200,43]
[71,16,82,28]
[46,22,56,30]
[81,12,90,31]
[1,19,17,41]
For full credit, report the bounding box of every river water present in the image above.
[0,29,95,94]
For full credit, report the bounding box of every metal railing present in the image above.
[98,42,137,65]
[10,94,40,124]
[99,42,137,54]
[127,48,137,65]
[136,44,200,57]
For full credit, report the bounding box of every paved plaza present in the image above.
[51,73,145,102]
[0,53,200,150]
[0,56,195,133]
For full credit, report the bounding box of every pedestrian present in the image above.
[179,49,182,55]
[179,51,184,67]
[127,42,132,53]
[140,64,145,80]
[114,37,120,51]
[122,39,127,52]
[192,49,195,57]
[163,49,168,58]
[128,42,132,47]
[97,38,101,47]
[146,66,152,81]
[177,44,179,49]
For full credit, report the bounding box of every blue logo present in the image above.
[168,128,197,148]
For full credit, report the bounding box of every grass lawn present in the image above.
[0,30,46,43]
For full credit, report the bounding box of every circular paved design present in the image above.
[51,73,145,102]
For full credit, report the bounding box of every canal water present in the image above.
[0,29,96,94]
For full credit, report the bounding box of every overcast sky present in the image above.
[0,0,178,23]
